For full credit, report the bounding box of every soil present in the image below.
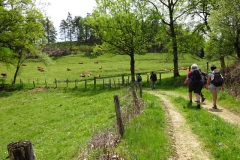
[147,89,240,160]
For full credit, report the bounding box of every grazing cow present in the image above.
[94,61,98,64]
[22,64,27,66]
[38,66,45,72]
[80,73,85,77]
[95,75,100,78]
[88,73,91,77]
[99,66,102,70]
[39,68,45,72]
[67,68,71,71]
[78,62,83,64]
[1,73,7,77]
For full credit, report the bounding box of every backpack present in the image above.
[211,69,224,86]
[201,72,208,85]
[191,69,202,86]
[137,75,142,82]
[151,73,157,81]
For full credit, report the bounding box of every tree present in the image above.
[59,19,68,41]
[42,17,57,44]
[87,0,159,82]
[147,0,190,77]
[66,12,75,48]
[207,0,240,63]
[0,0,46,84]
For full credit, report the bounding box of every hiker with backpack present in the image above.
[184,64,202,108]
[150,71,157,90]
[206,65,224,109]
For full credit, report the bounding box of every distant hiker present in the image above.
[136,73,142,85]
[184,64,202,108]
[150,71,157,90]
[206,65,224,109]
[199,69,207,102]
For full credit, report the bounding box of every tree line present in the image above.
[0,0,240,85]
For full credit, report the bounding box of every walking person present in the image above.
[184,64,202,108]
[206,65,224,109]
[150,71,157,90]
[136,73,142,87]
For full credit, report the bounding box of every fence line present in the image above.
[1,73,163,90]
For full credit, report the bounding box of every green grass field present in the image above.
[1,52,239,159]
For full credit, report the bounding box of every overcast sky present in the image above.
[36,0,96,40]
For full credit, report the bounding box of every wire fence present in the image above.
[0,73,165,90]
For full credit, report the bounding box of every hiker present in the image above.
[136,73,142,86]
[199,69,207,102]
[150,71,157,90]
[184,64,202,108]
[206,65,224,109]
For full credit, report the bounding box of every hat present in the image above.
[191,64,198,69]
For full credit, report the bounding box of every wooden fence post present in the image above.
[33,81,35,88]
[20,79,23,87]
[66,78,69,87]
[103,79,105,89]
[7,140,36,160]
[85,79,87,89]
[122,75,125,85]
[45,79,47,87]
[114,95,124,138]
[109,79,111,88]
[94,77,96,89]
[113,79,116,88]
[54,78,57,88]
[118,78,120,88]
[159,73,162,82]
[75,79,78,88]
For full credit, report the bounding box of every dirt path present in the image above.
[159,90,240,126]
[147,89,240,159]
[147,91,211,160]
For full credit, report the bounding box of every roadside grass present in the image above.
[155,75,240,115]
[116,92,173,159]
[0,88,120,159]
[170,96,240,159]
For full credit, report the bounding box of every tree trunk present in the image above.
[7,140,36,160]
[169,8,180,77]
[220,56,225,69]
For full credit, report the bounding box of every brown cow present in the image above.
[1,73,7,77]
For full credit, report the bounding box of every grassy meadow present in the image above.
[0,53,210,88]
[1,52,239,159]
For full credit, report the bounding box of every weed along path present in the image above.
[147,91,211,160]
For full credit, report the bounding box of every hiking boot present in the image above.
[201,97,206,102]
[212,105,217,109]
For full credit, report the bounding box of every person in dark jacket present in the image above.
[150,72,157,90]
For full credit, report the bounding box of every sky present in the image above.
[36,0,97,40]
